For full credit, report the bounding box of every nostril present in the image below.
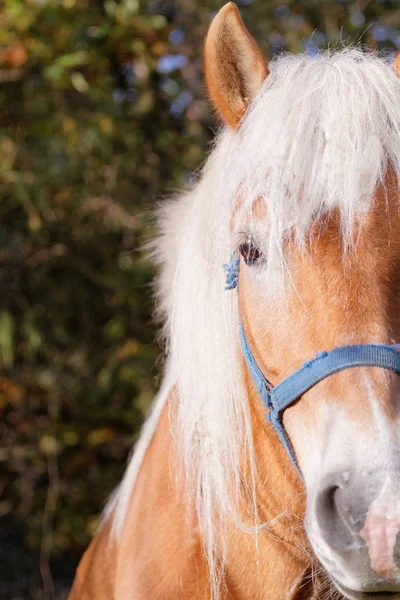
[332,486,348,519]
[315,481,357,551]
[316,485,340,525]
[321,484,362,531]
[314,473,378,553]
[326,485,339,514]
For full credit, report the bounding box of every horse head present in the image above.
[205,4,400,598]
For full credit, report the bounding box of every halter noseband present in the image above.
[224,255,400,480]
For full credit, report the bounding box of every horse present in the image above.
[69,3,400,599]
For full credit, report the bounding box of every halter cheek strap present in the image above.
[224,255,400,480]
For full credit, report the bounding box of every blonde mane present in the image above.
[107,48,400,598]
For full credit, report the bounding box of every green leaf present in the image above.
[0,311,14,367]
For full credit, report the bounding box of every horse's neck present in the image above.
[86,383,337,600]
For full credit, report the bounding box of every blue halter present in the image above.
[224,255,400,480]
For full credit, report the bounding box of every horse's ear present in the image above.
[204,2,268,129]
[393,50,400,75]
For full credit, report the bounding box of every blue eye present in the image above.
[239,240,263,265]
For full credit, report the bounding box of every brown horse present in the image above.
[70,4,400,599]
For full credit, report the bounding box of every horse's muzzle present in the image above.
[311,470,400,598]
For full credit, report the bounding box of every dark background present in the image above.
[1,0,400,598]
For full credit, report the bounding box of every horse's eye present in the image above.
[239,240,263,266]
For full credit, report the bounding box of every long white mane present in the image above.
[107,49,400,598]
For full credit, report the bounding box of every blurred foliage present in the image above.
[0,0,399,597]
